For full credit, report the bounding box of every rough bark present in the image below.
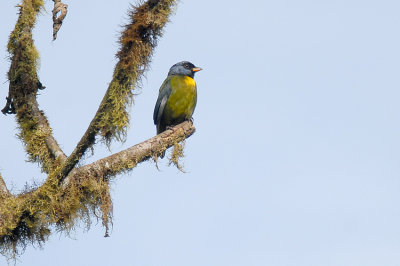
[52,0,68,40]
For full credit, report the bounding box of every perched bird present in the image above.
[153,61,202,157]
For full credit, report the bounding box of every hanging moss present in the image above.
[168,141,186,172]
[0,170,112,260]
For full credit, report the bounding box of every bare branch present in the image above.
[64,121,195,185]
[52,0,68,40]
[59,0,177,179]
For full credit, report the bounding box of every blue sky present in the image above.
[1,0,400,265]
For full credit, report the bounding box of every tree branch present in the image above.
[0,121,194,258]
[31,100,67,162]
[59,0,177,180]
[64,120,195,185]
[3,0,67,173]
[52,0,68,41]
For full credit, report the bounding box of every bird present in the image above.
[153,61,202,158]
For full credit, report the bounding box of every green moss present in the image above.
[6,0,56,173]
[16,111,57,173]
[8,0,44,55]
[168,141,186,172]
[0,170,112,260]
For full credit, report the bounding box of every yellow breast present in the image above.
[165,75,197,121]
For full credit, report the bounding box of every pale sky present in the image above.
[1,0,400,265]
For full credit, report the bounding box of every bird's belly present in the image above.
[164,77,197,124]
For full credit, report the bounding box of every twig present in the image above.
[52,0,68,40]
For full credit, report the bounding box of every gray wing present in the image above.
[153,77,172,125]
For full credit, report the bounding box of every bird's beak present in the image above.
[192,67,202,72]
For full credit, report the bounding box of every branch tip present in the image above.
[52,0,68,41]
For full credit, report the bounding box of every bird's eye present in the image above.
[184,64,190,69]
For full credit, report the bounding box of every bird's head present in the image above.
[168,61,202,78]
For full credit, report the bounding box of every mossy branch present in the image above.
[0,121,194,259]
[2,0,67,174]
[0,168,113,260]
[58,0,177,181]
[65,121,195,186]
